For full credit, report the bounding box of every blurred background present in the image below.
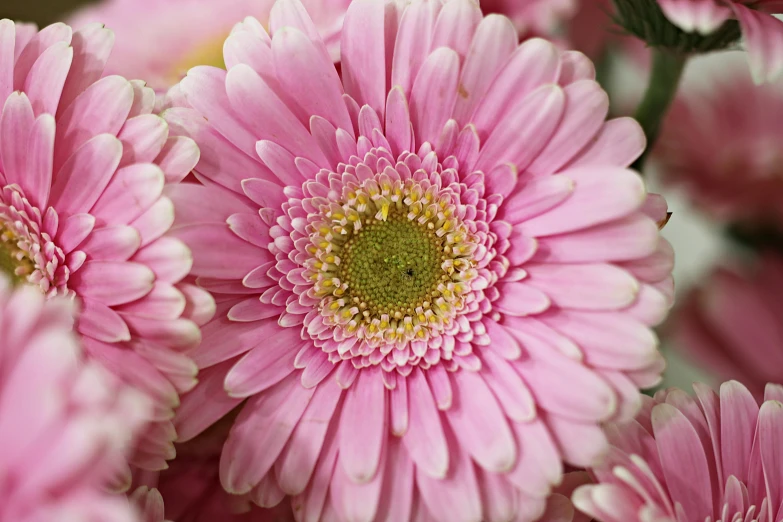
[1,0,93,25]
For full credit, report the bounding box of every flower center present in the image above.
[307,176,478,345]
[340,211,445,315]
[0,225,32,285]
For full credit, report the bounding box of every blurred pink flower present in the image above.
[129,413,295,522]
[672,255,783,400]
[479,0,577,36]
[657,0,783,81]
[0,279,150,521]
[656,53,783,225]
[66,0,351,91]
[0,19,213,471]
[164,0,673,519]
[574,381,783,522]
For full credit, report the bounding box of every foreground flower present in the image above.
[657,52,783,225]
[0,279,150,521]
[672,254,783,400]
[0,19,212,470]
[165,0,673,519]
[634,0,783,81]
[574,381,783,522]
[66,0,351,92]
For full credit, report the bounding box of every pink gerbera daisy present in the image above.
[0,278,150,521]
[672,254,783,400]
[66,0,351,92]
[164,0,674,519]
[657,52,783,225]
[573,381,783,522]
[654,0,783,81]
[0,19,213,471]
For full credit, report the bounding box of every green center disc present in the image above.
[340,212,445,315]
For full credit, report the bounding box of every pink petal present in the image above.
[53,75,133,171]
[0,20,14,104]
[445,369,517,472]
[475,84,565,175]
[566,117,645,169]
[169,223,270,280]
[25,113,55,208]
[519,167,645,237]
[533,214,659,263]
[375,437,415,522]
[339,368,387,484]
[340,0,387,118]
[91,163,165,225]
[658,0,732,34]
[732,4,783,83]
[720,380,760,485]
[402,368,449,478]
[409,47,459,146]
[651,402,713,521]
[493,282,551,316]
[502,175,574,225]
[272,27,352,135]
[75,259,154,307]
[58,23,113,114]
[173,361,243,442]
[471,38,560,139]
[276,379,343,495]
[452,14,517,126]
[23,41,72,117]
[49,133,122,214]
[524,263,639,310]
[80,225,140,261]
[224,328,300,397]
[77,299,131,343]
[416,429,482,522]
[0,92,35,191]
[220,374,314,494]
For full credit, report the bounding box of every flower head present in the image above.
[657,52,783,225]
[0,278,150,521]
[67,0,351,91]
[574,380,783,522]
[672,254,783,400]
[0,19,213,470]
[616,0,783,81]
[165,0,673,519]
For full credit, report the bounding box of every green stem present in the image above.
[631,48,687,173]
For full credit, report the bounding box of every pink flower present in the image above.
[573,381,783,522]
[164,0,673,519]
[656,0,783,81]
[0,19,213,471]
[129,413,295,522]
[0,278,150,521]
[656,53,783,224]
[66,0,352,92]
[671,255,783,400]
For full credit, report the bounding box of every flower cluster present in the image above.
[5,0,783,519]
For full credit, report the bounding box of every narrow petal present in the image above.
[339,368,387,484]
